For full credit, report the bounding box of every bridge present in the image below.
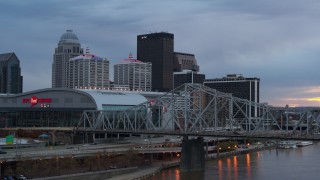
[75,83,320,139]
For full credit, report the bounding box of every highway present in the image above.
[0,136,192,162]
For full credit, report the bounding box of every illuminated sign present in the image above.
[22,96,52,107]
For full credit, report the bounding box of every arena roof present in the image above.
[80,89,148,110]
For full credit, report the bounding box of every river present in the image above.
[147,142,320,180]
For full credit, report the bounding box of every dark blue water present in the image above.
[148,142,320,180]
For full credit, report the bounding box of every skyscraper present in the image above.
[52,30,83,88]
[173,70,205,89]
[137,32,174,92]
[0,52,23,94]
[173,52,199,72]
[68,48,110,89]
[204,74,260,117]
[114,53,152,91]
[172,52,204,89]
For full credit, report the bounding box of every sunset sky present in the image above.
[1,0,320,107]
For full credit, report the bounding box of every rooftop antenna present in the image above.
[129,52,133,59]
[85,47,90,54]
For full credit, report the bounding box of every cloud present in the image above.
[1,0,320,107]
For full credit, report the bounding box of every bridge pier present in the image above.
[180,136,205,171]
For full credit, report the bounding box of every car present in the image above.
[15,175,27,180]
[109,165,117,169]
[3,176,14,180]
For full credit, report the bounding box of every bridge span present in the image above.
[3,127,320,141]
[75,83,320,139]
[75,128,320,141]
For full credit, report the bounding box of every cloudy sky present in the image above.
[1,0,320,107]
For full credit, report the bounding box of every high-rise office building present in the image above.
[173,52,204,89]
[0,52,23,94]
[204,74,260,117]
[173,70,205,89]
[114,53,152,91]
[68,48,109,89]
[52,30,83,88]
[173,52,199,72]
[137,32,174,92]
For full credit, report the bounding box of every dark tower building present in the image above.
[204,74,260,117]
[0,52,23,94]
[137,32,174,92]
[174,70,205,89]
[173,52,204,88]
[173,52,199,72]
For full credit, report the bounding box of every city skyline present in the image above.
[1,0,320,107]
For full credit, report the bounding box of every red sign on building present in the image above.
[22,96,52,107]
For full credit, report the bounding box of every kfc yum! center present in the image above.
[0,88,148,128]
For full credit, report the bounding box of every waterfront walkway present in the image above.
[109,166,160,180]
[108,161,180,180]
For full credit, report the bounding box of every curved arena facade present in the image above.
[0,88,149,128]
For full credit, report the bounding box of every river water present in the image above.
[147,142,320,180]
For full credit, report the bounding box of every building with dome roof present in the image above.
[68,48,110,89]
[114,53,152,91]
[52,30,83,88]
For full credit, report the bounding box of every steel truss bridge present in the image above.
[76,83,320,139]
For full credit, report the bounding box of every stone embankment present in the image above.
[207,145,273,159]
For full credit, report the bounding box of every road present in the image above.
[0,136,188,162]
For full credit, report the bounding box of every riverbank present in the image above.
[33,167,138,180]
[110,161,180,180]
[113,145,273,180]
[207,145,273,159]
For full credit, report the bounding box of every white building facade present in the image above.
[52,30,83,88]
[68,48,109,89]
[114,55,152,91]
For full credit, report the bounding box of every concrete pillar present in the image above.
[180,136,205,171]
[50,131,56,145]
[150,153,153,162]
[71,133,74,144]
[205,142,208,159]
[217,139,220,157]
[85,133,88,144]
